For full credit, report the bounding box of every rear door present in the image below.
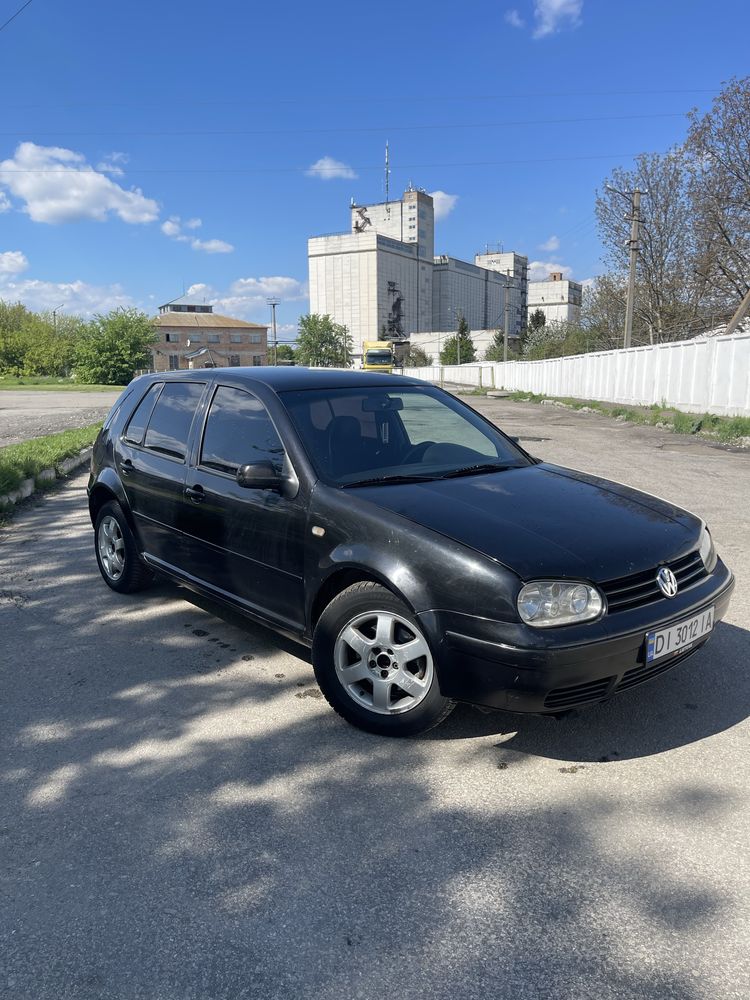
[181,383,306,630]
[117,380,207,567]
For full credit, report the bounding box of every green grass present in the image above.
[0,423,102,497]
[501,391,750,445]
[0,376,124,391]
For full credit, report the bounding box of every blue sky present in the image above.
[0,0,748,340]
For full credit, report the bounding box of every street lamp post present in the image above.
[266,298,280,365]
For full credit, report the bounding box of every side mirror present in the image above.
[236,461,282,491]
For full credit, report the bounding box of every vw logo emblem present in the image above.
[656,566,678,598]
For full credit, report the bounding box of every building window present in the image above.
[165,333,180,343]
[190,334,202,342]
[207,334,220,343]
[228,354,241,367]
[168,354,180,370]
[252,355,263,366]
[250,333,262,344]
[230,334,244,343]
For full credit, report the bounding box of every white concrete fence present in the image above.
[407,331,750,417]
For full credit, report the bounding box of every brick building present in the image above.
[151,299,268,371]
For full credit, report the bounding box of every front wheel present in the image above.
[312,582,455,736]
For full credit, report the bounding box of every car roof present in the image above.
[147,366,424,392]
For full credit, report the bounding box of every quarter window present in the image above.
[200,386,285,475]
[142,382,205,460]
[123,384,162,445]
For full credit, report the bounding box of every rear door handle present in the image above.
[185,484,205,503]
[121,458,133,476]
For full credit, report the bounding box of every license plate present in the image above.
[646,606,714,663]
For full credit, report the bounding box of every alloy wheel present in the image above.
[98,515,126,581]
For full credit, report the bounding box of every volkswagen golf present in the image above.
[88,368,734,736]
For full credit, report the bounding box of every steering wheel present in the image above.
[402,441,435,464]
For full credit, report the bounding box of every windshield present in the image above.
[364,350,393,365]
[280,385,531,486]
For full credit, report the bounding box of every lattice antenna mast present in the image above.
[385,141,390,204]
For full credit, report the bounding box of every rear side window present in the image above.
[200,386,285,475]
[123,384,162,445]
[142,382,205,460]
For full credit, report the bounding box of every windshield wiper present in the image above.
[437,462,516,479]
[342,473,438,488]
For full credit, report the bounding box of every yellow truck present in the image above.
[362,340,395,372]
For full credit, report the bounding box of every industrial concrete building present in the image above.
[308,189,528,357]
[527,271,583,325]
[151,299,268,372]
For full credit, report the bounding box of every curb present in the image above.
[0,446,93,511]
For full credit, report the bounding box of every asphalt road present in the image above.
[1,398,749,1000]
[0,390,120,446]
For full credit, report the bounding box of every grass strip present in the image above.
[500,391,750,445]
[0,423,102,496]
[0,376,124,391]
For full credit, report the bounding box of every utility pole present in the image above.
[267,298,280,365]
[503,270,512,363]
[52,302,64,334]
[623,188,643,349]
[724,286,750,337]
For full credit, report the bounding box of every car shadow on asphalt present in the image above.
[427,621,750,761]
[1,480,744,999]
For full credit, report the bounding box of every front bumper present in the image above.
[419,562,735,713]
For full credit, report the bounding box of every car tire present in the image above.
[312,582,455,737]
[94,500,153,593]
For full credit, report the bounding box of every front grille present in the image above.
[544,676,615,710]
[601,550,707,614]
[615,642,708,693]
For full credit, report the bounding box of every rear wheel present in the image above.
[94,500,153,593]
[312,582,454,736]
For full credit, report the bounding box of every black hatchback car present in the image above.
[88,367,734,736]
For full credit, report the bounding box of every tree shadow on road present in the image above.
[1,478,747,999]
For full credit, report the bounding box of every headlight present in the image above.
[699,526,717,572]
[517,580,604,627]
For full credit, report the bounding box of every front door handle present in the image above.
[121,458,133,476]
[185,484,205,503]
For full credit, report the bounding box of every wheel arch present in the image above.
[309,566,415,632]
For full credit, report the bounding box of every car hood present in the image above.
[352,463,700,581]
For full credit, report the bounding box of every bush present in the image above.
[74,308,156,385]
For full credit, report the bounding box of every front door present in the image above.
[181,384,306,631]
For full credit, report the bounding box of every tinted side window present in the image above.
[200,386,285,475]
[123,384,162,445]
[143,382,205,460]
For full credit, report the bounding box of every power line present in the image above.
[0,0,33,35]
[0,111,687,139]
[0,87,720,112]
[0,149,672,175]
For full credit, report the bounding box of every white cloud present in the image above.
[0,191,10,213]
[0,250,29,274]
[532,0,583,38]
[528,259,574,282]
[0,273,134,315]
[162,215,233,254]
[190,238,234,254]
[505,9,525,28]
[429,190,459,221]
[0,142,158,224]
[538,234,560,251]
[186,276,307,321]
[305,156,358,181]
[96,151,129,177]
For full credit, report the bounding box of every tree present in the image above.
[74,308,156,384]
[0,301,84,377]
[295,314,352,368]
[522,320,593,361]
[686,76,750,308]
[403,344,432,367]
[596,151,710,344]
[439,315,476,365]
[273,344,296,363]
[528,308,546,333]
